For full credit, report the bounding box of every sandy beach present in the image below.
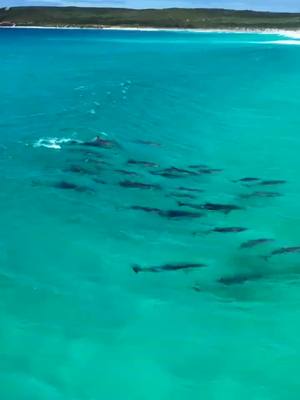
[2,24,300,37]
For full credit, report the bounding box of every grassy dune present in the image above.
[1,6,300,29]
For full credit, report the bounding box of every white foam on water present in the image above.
[264,40,300,46]
[33,137,77,150]
[74,85,86,91]
[33,131,109,150]
[279,30,300,39]
[248,35,300,45]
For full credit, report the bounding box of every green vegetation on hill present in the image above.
[1,6,300,29]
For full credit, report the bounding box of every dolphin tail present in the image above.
[224,210,231,215]
[193,230,210,236]
[32,179,43,187]
[260,255,270,262]
[117,206,132,212]
[132,264,142,274]
[193,285,202,292]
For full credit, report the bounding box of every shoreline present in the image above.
[1,25,300,37]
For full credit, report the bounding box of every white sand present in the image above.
[2,25,300,38]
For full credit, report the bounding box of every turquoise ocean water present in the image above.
[1,28,300,399]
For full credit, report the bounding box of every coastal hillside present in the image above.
[1,6,300,29]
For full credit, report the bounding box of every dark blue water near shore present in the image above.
[1,28,300,399]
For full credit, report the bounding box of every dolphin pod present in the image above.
[33,135,292,284]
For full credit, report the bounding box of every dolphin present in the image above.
[218,273,263,286]
[240,238,274,249]
[178,201,243,214]
[263,246,300,261]
[127,159,159,168]
[259,180,287,186]
[119,180,161,190]
[53,181,95,193]
[115,169,139,176]
[177,186,203,193]
[83,136,119,149]
[194,227,247,235]
[132,262,207,274]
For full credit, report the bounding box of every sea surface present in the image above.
[1,28,300,399]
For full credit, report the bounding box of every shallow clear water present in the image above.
[1,28,300,399]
